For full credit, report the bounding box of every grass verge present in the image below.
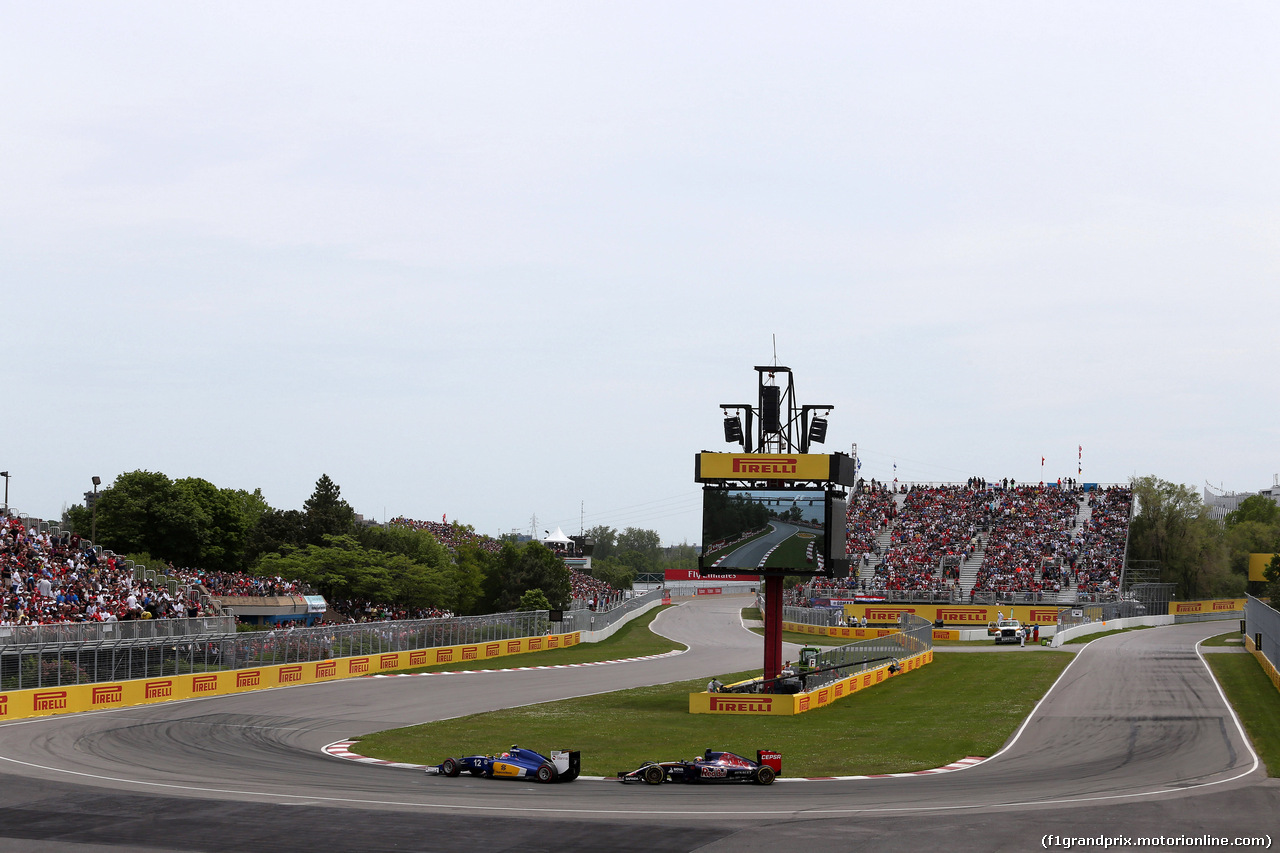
[1202,630,1246,647]
[388,607,685,675]
[1205,652,1280,776]
[355,651,1072,776]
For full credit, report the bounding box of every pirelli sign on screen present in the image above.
[696,453,838,482]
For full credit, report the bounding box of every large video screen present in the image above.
[701,487,844,573]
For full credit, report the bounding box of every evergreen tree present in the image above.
[303,474,355,545]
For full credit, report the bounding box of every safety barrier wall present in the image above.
[1054,594,1244,640]
[0,631,581,722]
[689,650,932,716]
[577,596,667,644]
[1244,596,1280,695]
[561,588,665,636]
[1050,615,1175,646]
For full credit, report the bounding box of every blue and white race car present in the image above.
[427,746,580,783]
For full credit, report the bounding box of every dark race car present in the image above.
[618,749,781,786]
[426,746,580,783]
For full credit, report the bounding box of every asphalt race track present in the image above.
[0,595,1276,853]
[716,522,804,569]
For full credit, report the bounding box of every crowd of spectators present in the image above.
[1071,487,1133,595]
[844,483,895,561]
[323,598,451,623]
[971,486,1082,599]
[389,516,503,553]
[175,569,303,598]
[571,568,623,610]
[0,517,204,625]
[796,480,1135,605]
[872,485,991,593]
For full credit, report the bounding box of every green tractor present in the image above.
[797,646,821,676]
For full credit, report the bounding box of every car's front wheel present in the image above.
[441,758,460,777]
[643,764,665,785]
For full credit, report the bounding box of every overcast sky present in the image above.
[3,2,1277,546]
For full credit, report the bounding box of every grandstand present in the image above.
[3,474,1134,631]
[1,513,218,628]
[811,480,1135,607]
[1,503,627,631]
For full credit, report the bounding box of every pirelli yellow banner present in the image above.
[1168,599,1246,615]
[697,453,834,481]
[0,631,580,722]
[689,651,932,715]
[1248,554,1278,583]
[780,622,898,641]
[781,621,959,642]
[840,603,1065,626]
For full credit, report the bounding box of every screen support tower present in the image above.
[720,366,832,456]
[700,364,851,690]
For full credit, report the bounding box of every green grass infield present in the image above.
[354,649,1072,777]
[387,606,686,675]
[1202,630,1247,647]
[1205,651,1280,777]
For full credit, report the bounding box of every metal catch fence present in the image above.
[0,617,236,647]
[801,613,933,691]
[0,609,555,691]
[1054,584,1179,634]
[780,603,841,627]
[560,588,665,634]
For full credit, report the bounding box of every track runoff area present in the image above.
[0,595,1271,853]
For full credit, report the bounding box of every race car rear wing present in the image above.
[551,750,581,782]
[757,750,782,776]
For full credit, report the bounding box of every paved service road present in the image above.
[0,595,1275,853]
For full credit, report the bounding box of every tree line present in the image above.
[580,524,696,588]
[64,471,580,615]
[1128,475,1278,601]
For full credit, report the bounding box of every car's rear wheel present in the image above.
[642,764,665,785]
[441,758,460,778]
[756,765,775,785]
[536,763,556,783]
